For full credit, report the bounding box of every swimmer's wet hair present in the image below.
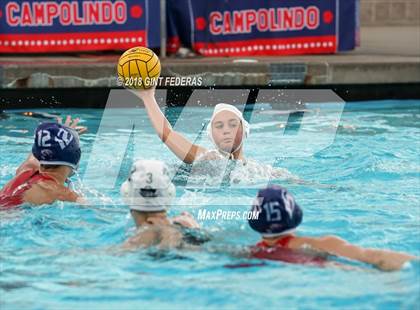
[40,164,63,170]
[130,209,166,216]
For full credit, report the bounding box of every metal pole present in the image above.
[160,0,167,58]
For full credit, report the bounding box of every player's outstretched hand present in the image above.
[57,115,88,135]
[131,87,156,102]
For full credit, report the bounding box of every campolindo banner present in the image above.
[0,0,160,53]
[167,0,358,56]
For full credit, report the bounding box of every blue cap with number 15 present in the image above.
[32,122,81,170]
[248,185,303,237]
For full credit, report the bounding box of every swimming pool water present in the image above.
[1,100,419,309]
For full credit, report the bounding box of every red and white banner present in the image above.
[0,0,161,53]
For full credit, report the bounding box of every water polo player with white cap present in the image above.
[136,89,249,164]
[121,159,208,249]
[248,185,417,271]
[0,116,86,208]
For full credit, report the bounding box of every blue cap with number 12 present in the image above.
[248,185,303,237]
[32,122,81,170]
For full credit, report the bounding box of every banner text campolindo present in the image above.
[5,1,127,27]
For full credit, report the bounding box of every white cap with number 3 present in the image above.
[120,159,175,212]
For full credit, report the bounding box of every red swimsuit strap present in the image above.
[256,235,295,248]
[0,169,57,208]
[276,235,294,247]
[26,172,56,186]
[14,171,56,195]
[0,169,37,197]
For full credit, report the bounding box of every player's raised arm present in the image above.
[134,88,207,164]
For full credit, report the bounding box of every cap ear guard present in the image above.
[242,119,250,138]
[120,180,130,197]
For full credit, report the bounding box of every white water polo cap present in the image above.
[206,103,250,152]
[120,160,175,212]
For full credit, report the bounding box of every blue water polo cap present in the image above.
[32,122,81,170]
[248,185,303,237]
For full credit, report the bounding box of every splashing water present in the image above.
[0,101,419,309]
